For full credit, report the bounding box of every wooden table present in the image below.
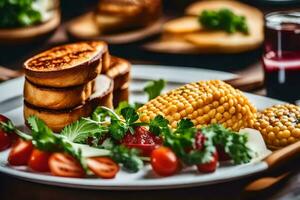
[0,2,299,199]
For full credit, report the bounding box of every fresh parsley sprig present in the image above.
[202,124,252,164]
[199,8,249,34]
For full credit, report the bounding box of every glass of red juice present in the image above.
[263,11,300,102]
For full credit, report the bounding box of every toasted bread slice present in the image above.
[105,56,131,90]
[97,0,143,17]
[24,75,113,132]
[94,0,162,33]
[24,78,95,110]
[113,82,129,108]
[163,16,201,34]
[24,41,110,88]
[144,39,202,54]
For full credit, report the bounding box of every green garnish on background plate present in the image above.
[198,8,249,34]
[0,0,42,28]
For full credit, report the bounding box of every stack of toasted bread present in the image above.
[104,56,131,107]
[23,41,131,132]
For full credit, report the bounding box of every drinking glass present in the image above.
[263,11,300,102]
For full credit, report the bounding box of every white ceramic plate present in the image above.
[0,65,285,190]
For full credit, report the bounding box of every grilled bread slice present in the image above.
[94,0,162,33]
[24,78,95,110]
[105,56,131,90]
[24,41,110,88]
[24,75,113,132]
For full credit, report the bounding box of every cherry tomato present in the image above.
[197,151,219,173]
[8,139,33,166]
[0,115,12,151]
[49,153,85,178]
[87,157,119,179]
[0,130,11,151]
[122,126,162,156]
[28,149,51,172]
[151,146,179,176]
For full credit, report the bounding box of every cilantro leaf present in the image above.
[143,79,166,100]
[199,8,249,34]
[149,115,169,135]
[115,101,143,115]
[175,118,195,134]
[109,119,128,140]
[27,116,58,152]
[61,118,107,143]
[111,145,143,172]
[202,124,252,164]
[121,107,139,124]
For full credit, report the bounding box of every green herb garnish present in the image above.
[202,124,252,164]
[198,8,249,34]
[27,116,86,169]
[144,79,166,101]
[0,0,42,28]
[110,145,143,172]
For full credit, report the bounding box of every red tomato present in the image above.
[49,153,85,178]
[0,114,9,123]
[151,146,179,176]
[122,126,162,156]
[0,130,11,151]
[0,114,18,145]
[28,149,51,172]
[197,151,219,173]
[87,157,119,179]
[0,115,12,151]
[8,139,33,166]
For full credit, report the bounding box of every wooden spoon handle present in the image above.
[265,140,300,169]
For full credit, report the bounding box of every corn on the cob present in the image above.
[138,80,257,131]
[253,104,300,149]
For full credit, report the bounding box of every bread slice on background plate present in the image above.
[24,41,110,88]
[24,75,114,132]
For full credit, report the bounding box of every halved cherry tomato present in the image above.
[87,157,119,179]
[28,149,51,172]
[197,151,219,173]
[49,153,85,178]
[0,130,11,151]
[8,139,33,166]
[151,146,179,176]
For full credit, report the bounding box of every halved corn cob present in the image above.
[253,104,300,149]
[138,80,257,131]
